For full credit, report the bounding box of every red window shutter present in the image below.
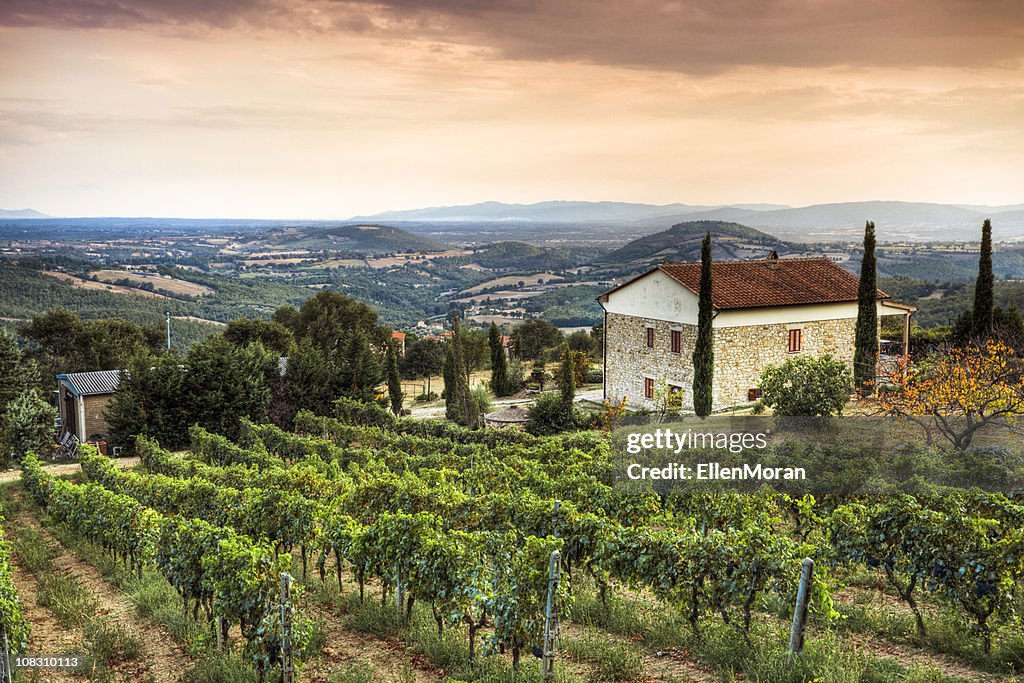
[788,329,802,353]
[646,327,655,348]
[670,330,681,354]
[644,377,654,399]
[748,388,762,401]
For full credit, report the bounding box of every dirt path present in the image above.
[9,489,193,683]
[560,621,717,683]
[845,633,1001,682]
[7,545,83,683]
[0,457,139,484]
[830,585,1000,681]
[299,597,440,683]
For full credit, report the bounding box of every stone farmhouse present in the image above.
[597,253,914,411]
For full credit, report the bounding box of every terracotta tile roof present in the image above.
[654,256,890,310]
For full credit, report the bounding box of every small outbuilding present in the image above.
[483,404,530,430]
[56,370,121,443]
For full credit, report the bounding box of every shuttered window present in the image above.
[788,328,802,353]
[646,327,655,348]
[670,330,682,354]
[644,377,654,399]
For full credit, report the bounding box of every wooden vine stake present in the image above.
[280,572,295,683]
[541,550,561,682]
[1,627,10,683]
[787,558,814,663]
[395,563,404,620]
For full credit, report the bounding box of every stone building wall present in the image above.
[82,394,113,441]
[605,312,697,410]
[605,313,857,411]
[713,317,856,408]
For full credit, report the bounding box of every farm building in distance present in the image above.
[598,253,915,411]
[56,370,120,444]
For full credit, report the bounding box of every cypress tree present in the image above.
[448,312,479,428]
[489,323,510,396]
[854,220,879,395]
[442,342,459,421]
[386,341,403,416]
[691,232,714,417]
[973,218,994,338]
[339,329,381,403]
[559,344,576,426]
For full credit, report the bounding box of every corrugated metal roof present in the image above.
[59,370,121,396]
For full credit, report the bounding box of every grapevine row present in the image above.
[21,453,299,673]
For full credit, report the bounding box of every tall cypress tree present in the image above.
[339,329,381,403]
[386,341,403,416]
[692,232,714,417]
[448,312,479,428]
[559,344,576,425]
[854,220,879,395]
[442,342,459,421]
[973,218,994,338]
[489,323,510,396]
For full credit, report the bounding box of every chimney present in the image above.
[766,250,779,270]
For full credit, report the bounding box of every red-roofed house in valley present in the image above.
[390,330,407,355]
[597,253,915,411]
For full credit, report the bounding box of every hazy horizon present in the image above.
[4,198,1024,224]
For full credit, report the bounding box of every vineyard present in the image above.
[2,411,1024,681]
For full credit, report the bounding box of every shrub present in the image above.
[759,354,853,419]
[471,385,493,416]
[526,392,583,436]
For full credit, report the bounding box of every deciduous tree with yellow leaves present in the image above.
[877,339,1024,450]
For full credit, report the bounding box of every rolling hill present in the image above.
[267,224,446,254]
[602,220,790,264]
[466,241,605,270]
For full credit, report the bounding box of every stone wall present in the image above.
[605,313,857,411]
[82,394,113,441]
[713,317,856,407]
[605,312,697,410]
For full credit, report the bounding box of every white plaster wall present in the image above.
[714,300,901,328]
[602,270,699,324]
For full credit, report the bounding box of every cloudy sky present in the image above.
[2,0,1023,218]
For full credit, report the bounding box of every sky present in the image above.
[1,0,1023,218]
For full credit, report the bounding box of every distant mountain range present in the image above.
[0,208,49,219]
[6,199,1024,243]
[350,200,791,224]
[352,200,1024,242]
